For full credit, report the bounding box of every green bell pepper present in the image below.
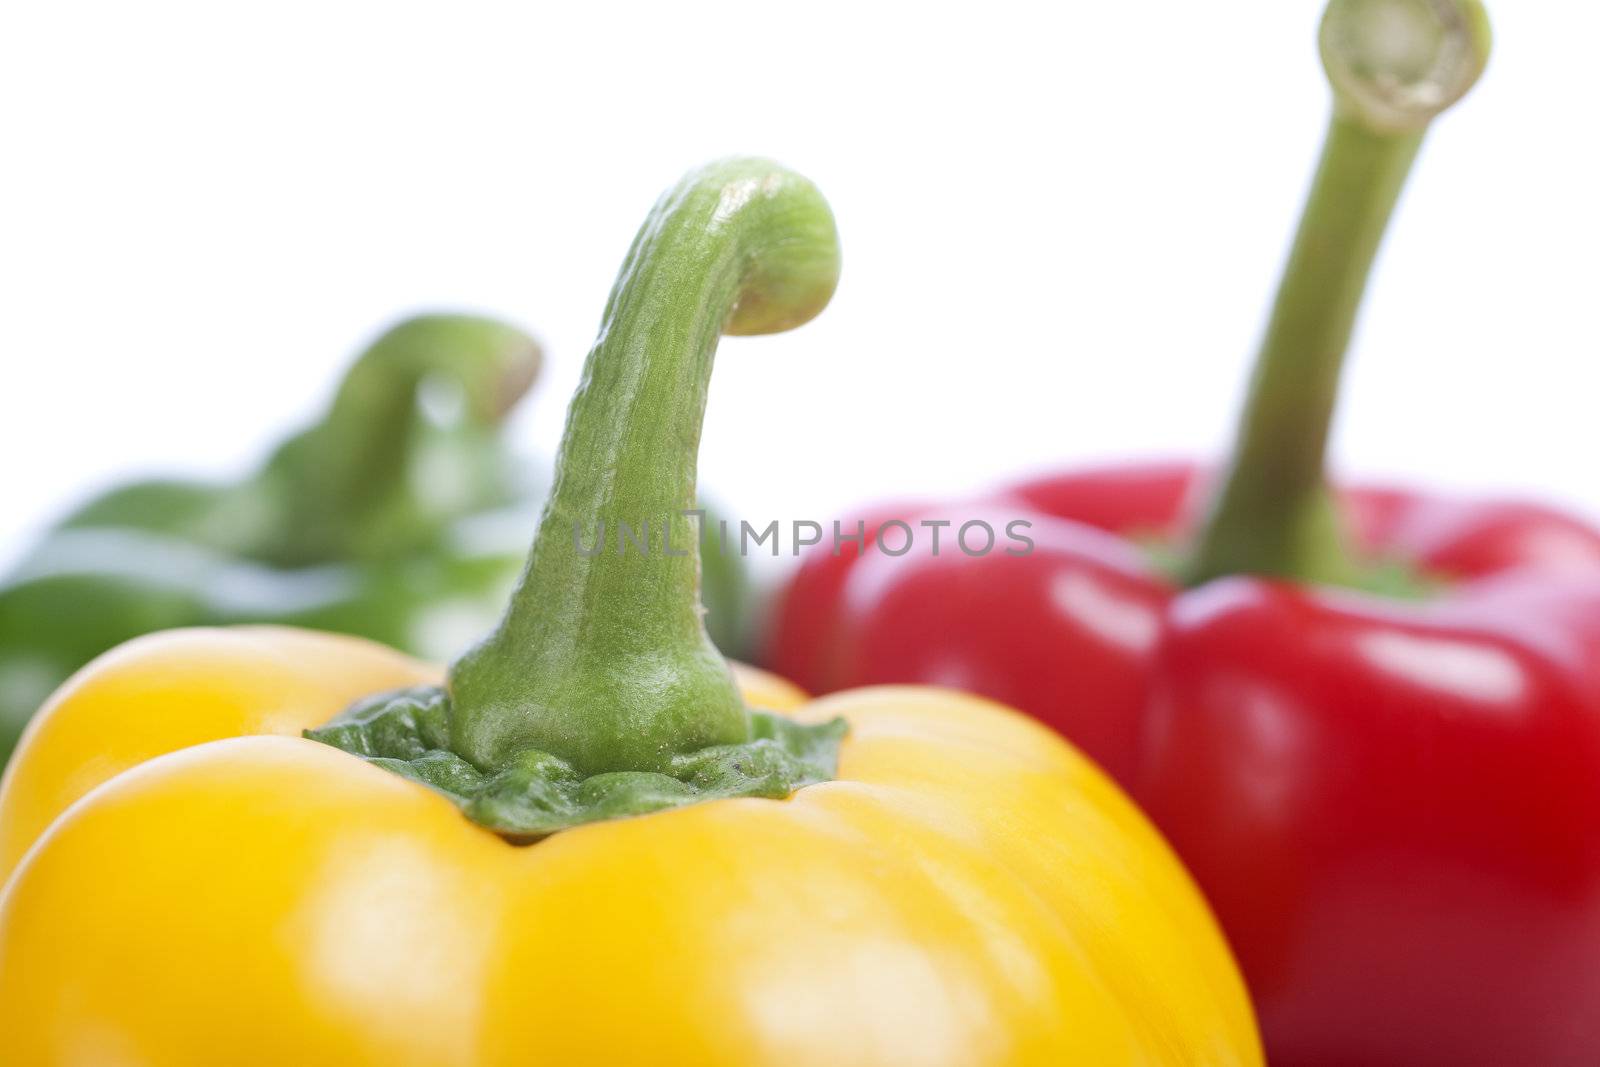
[0,313,749,761]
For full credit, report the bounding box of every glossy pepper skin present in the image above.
[0,629,1257,1066]
[771,461,1600,1064]
[772,463,1600,782]
[0,316,751,763]
[0,159,1259,1066]
[768,4,1600,1064]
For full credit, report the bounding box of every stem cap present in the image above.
[1322,0,1492,133]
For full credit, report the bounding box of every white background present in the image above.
[3,1,1596,575]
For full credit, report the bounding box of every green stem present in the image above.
[448,159,840,777]
[1184,0,1490,587]
[265,314,542,564]
[1185,117,1421,586]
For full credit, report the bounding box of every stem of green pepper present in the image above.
[1184,0,1490,587]
[447,159,840,777]
[268,314,542,565]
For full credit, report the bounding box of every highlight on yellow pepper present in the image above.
[0,158,1262,1066]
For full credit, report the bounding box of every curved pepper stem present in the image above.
[263,314,542,565]
[448,160,840,777]
[309,161,844,836]
[1184,0,1490,587]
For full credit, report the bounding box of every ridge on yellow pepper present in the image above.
[0,158,1261,1066]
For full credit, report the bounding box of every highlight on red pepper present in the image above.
[0,158,1262,1065]
[767,2,1600,1064]
[0,316,752,765]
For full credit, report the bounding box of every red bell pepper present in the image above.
[768,3,1600,1064]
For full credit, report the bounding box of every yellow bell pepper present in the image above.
[0,159,1261,1066]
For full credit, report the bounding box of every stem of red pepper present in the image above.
[447,159,840,778]
[1184,0,1491,587]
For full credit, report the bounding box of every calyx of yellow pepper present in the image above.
[309,159,847,838]
[1182,0,1490,589]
